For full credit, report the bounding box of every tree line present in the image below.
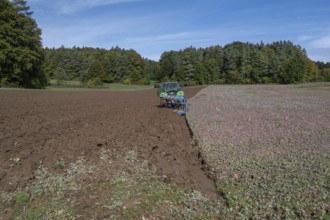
[44,46,158,86]
[315,61,330,82]
[158,42,325,85]
[0,0,329,88]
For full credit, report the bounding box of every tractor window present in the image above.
[165,83,181,92]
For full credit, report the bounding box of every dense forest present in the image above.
[1,0,329,88]
[44,46,158,86]
[159,42,322,85]
[44,41,328,86]
[316,61,330,81]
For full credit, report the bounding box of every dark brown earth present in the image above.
[0,87,217,198]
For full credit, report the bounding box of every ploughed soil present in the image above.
[0,87,216,198]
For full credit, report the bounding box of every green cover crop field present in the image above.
[187,83,330,219]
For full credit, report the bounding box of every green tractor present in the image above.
[157,82,187,115]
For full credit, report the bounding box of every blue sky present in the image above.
[28,0,330,62]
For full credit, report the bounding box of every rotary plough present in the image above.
[157,82,187,116]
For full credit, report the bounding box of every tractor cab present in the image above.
[157,82,184,97]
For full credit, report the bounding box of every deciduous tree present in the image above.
[0,0,46,88]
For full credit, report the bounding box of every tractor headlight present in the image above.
[160,92,168,98]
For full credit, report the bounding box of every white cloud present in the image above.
[309,35,330,48]
[306,48,330,62]
[295,33,330,61]
[157,32,189,40]
[64,0,142,14]
[297,35,316,42]
[40,13,152,49]
[29,0,143,15]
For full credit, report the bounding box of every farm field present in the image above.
[0,86,222,219]
[187,83,330,219]
[1,83,329,219]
